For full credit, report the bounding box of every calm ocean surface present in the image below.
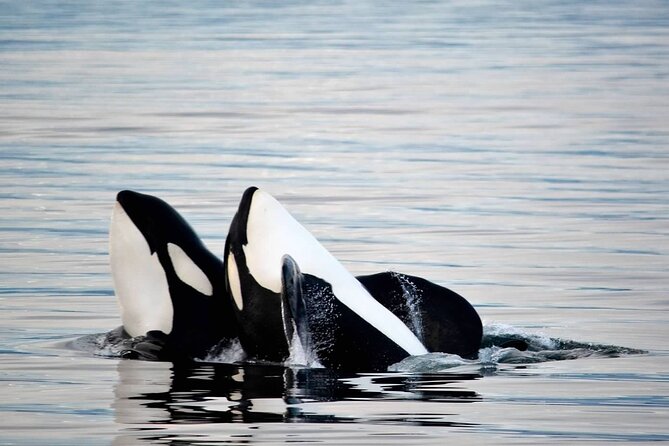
[1,1,668,444]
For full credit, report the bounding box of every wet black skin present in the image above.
[281,256,484,371]
[223,187,290,362]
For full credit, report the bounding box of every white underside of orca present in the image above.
[110,201,173,337]
[167,242,213,297]
[242,190,428,356]
[226,252,244,310]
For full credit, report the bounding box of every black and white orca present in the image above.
[280,256,483,370]
[110,190,237,360]
[224,187,432,369]
[280,255,413,370]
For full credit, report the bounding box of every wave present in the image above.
[68,328,135,358]
[388,323,646,373]
[71,323,645,373]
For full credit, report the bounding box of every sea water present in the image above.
[1,1,668,444]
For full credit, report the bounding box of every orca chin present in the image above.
[110,190,238,361]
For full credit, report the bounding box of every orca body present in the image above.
[223,188,288,361]
[356,272,483,359]
[281,256,416,371]
[280,257,483,370]
[110,190,237,360]
[224,187,428,366]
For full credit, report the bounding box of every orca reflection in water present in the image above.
[224,187,429,368]
[112,360,481,427]
[110,190,238,360]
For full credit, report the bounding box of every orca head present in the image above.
[224,186,257,313]
[110,190,219,343]
[223,187,291,361]
[225,186,320,304]
[224,186,428,366]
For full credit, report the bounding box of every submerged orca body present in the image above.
[110,190,237,360]
[224,187,429,369]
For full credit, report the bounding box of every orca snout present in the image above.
[116,190,143,208]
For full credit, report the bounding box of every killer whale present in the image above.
[110,190,237,360]
[224,187,429,366]
[107,187,482,369]
[280,255,416,370]
[280,256,483,370]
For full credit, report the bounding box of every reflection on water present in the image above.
[113,361,480,428]
[108,360,485,445]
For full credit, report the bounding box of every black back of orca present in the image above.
[281,256,413,372]
[114,190,238,360]
[357,272,482,358]
[223,187,288,361]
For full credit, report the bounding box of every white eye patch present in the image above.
[227,252,244,311]
[167,242,213,296]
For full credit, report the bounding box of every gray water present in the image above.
[1,1,668,444]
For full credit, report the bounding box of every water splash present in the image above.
[69,329,135,358]
[392,272,424,342]
[388,324,646,373]
[480,323,557,350]
[284,324,323,369]
[72,323,646,374]
[71,329,247,363]
[201,338,246,364]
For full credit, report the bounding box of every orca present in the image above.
[223,186,429,368]
[280,255,414,370]
[280,256,483,370]
[110,190,238,360]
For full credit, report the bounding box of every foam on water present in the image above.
[284,329,324,369]
[73,322,645,374]
[72,328,322,369]
[201,338,246,364]
[69,330,135,358]
[388,323,647,374]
